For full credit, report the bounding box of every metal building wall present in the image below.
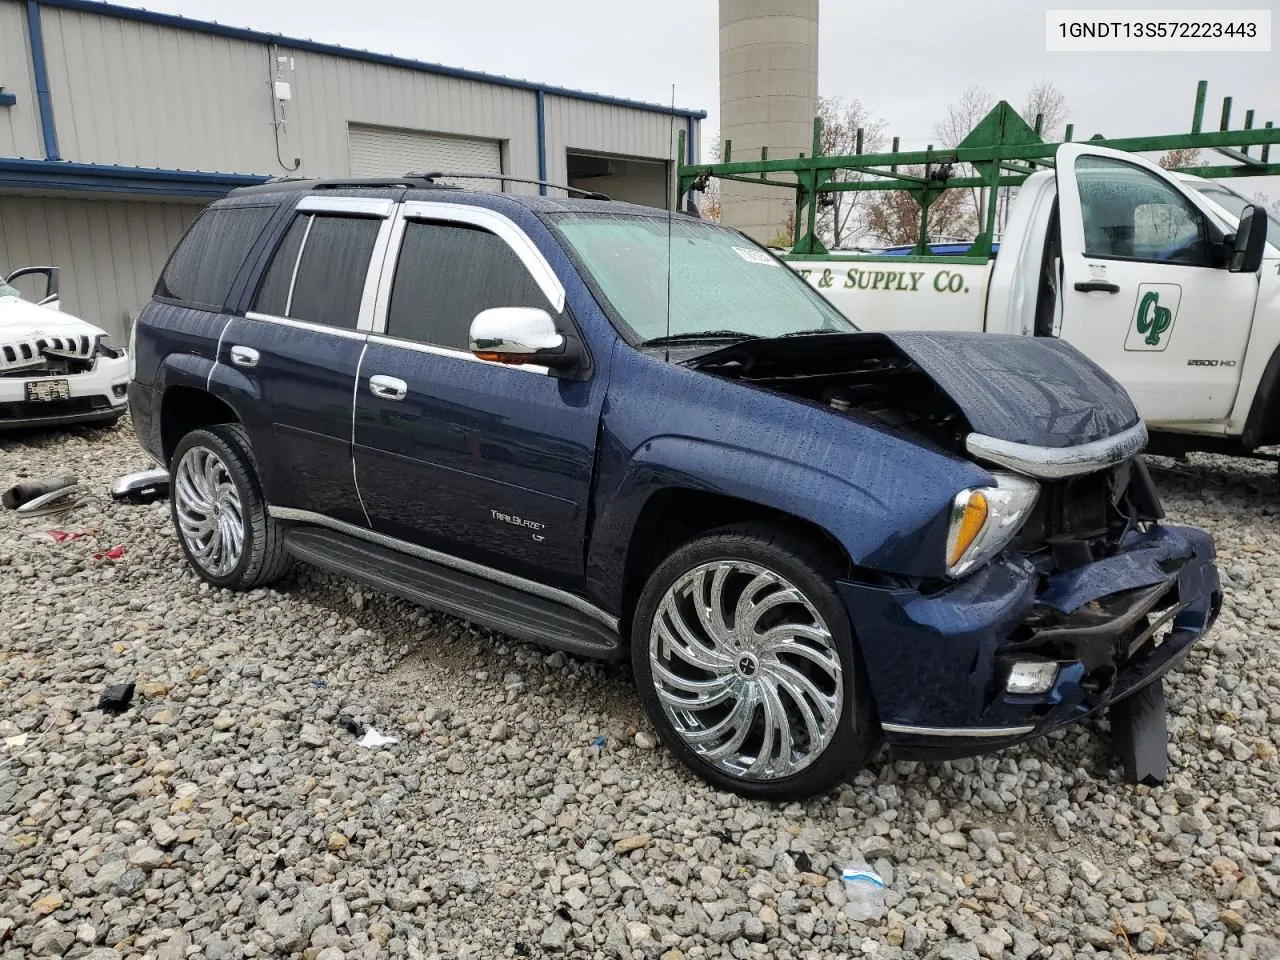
[543,97,696,202]
[0,1,42,158]
[0,196,201,339]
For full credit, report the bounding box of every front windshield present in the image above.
[549,212,856,343]
[1191,181,1280,237]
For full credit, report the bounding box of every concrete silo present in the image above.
[718,0,819,244]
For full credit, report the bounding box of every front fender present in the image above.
[585,434,965,612]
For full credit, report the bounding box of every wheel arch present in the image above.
[160,385,243,466]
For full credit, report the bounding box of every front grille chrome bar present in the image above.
[966,421,1149,480]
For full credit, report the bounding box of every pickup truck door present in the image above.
[1054,143,1261,424]
[352,202,604,592]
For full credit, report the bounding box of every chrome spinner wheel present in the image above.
[647,560,844,782]
[173,444,245,578]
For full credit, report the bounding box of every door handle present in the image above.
[1073,281,1120,294]
[369,374,408,401]
[229,345,259,367]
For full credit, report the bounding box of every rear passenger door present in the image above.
[232,196,395,524]
[352,202,604,590]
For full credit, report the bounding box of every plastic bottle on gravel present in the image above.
[842,857,886,921]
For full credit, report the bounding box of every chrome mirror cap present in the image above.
[469,307,563,363]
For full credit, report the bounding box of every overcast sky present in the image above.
[141,0,1279,201]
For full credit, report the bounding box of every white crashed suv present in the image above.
[0,266,129,430]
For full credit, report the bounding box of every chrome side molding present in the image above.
[965,420,1149,480]
[882,722,1036,738]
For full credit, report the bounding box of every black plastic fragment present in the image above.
[1110,678,1169,786]
[335,715,365,737]
[98,682,135,715]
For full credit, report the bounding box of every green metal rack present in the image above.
[675,81,1280,259]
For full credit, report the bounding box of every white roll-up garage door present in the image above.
[348,124,502,190]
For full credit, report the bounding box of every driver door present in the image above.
[1054,143,1262,424]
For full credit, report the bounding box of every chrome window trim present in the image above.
[297,196,395,218]
[365,333,550,376]
[268,506,618,631]
[964,420,1148,480]
[283,214,315,317]
[358,216,400,332]
[244,310,369,341]
[394,201,567,315]
[882,722,1036,738]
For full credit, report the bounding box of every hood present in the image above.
[686,331,1139,449]
[0,296,108,373]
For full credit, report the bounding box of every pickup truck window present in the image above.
[156,205,273,309]
[549,212,854,343]
[1076,156,1208,266]
[253,214,379,330]
[386,220,553,351]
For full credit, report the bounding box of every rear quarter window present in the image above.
[155,205,274,309]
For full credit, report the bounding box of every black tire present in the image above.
[169,424,291,591]
[631,523,879,800]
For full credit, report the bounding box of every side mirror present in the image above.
[469,307,580,370]
[3,265,60,308]
[1228,205,1268,273]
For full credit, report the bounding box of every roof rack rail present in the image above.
[410,171,611,200]
[230,176,461,196]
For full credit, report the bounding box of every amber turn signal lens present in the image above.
[947,491,988,568]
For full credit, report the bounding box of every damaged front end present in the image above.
[689,330,1222,758]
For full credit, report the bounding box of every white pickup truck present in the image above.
[791,143,1279,460]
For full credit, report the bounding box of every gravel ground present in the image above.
[1,418,1278,960]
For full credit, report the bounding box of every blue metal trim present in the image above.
[35,0,708,120]
[25,0,60,160]
[0,92,17,108]
[535,90,547,197]
[0,158,268,197]
[687,116,695,164]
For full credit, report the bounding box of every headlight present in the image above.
[945,471,1040,577]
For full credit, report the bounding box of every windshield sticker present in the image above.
[732,247,780,266]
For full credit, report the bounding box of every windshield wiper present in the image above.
[779,327,852,337]
[644,330,762,346]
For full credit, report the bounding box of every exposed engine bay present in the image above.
[688,330,1163,572]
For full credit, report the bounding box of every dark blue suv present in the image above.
[129,176,1221,799]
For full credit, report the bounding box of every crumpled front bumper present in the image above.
[838,524,1220,760]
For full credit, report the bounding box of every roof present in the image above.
[36,0,708,120]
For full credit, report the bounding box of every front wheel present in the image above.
[631,524,879,800]
[169,424,291,590]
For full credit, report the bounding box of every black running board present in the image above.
[284,527,623,660]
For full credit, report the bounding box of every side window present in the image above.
[156,205,273,308]
[1075,155,1209,265]
[385,220,553,350]
[253,215,309,316]
[252,214,380,329]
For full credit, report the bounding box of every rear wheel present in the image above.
[631,523,879,800]
[169,424,291,590]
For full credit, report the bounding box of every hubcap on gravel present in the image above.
[648,560,843,781]
[174,446,244,577]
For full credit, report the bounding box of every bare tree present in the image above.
[693,135,722,221]
[1158,148,1206,170]
[935,87,995,236]
[815,97,888,248]
[863,171,975,246]
[1023,81,1069,140]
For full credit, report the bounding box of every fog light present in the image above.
[112,384,128,398]
[1006,661,1059,695]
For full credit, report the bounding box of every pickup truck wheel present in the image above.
[631,525,878,800]
[170,424,291,591]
